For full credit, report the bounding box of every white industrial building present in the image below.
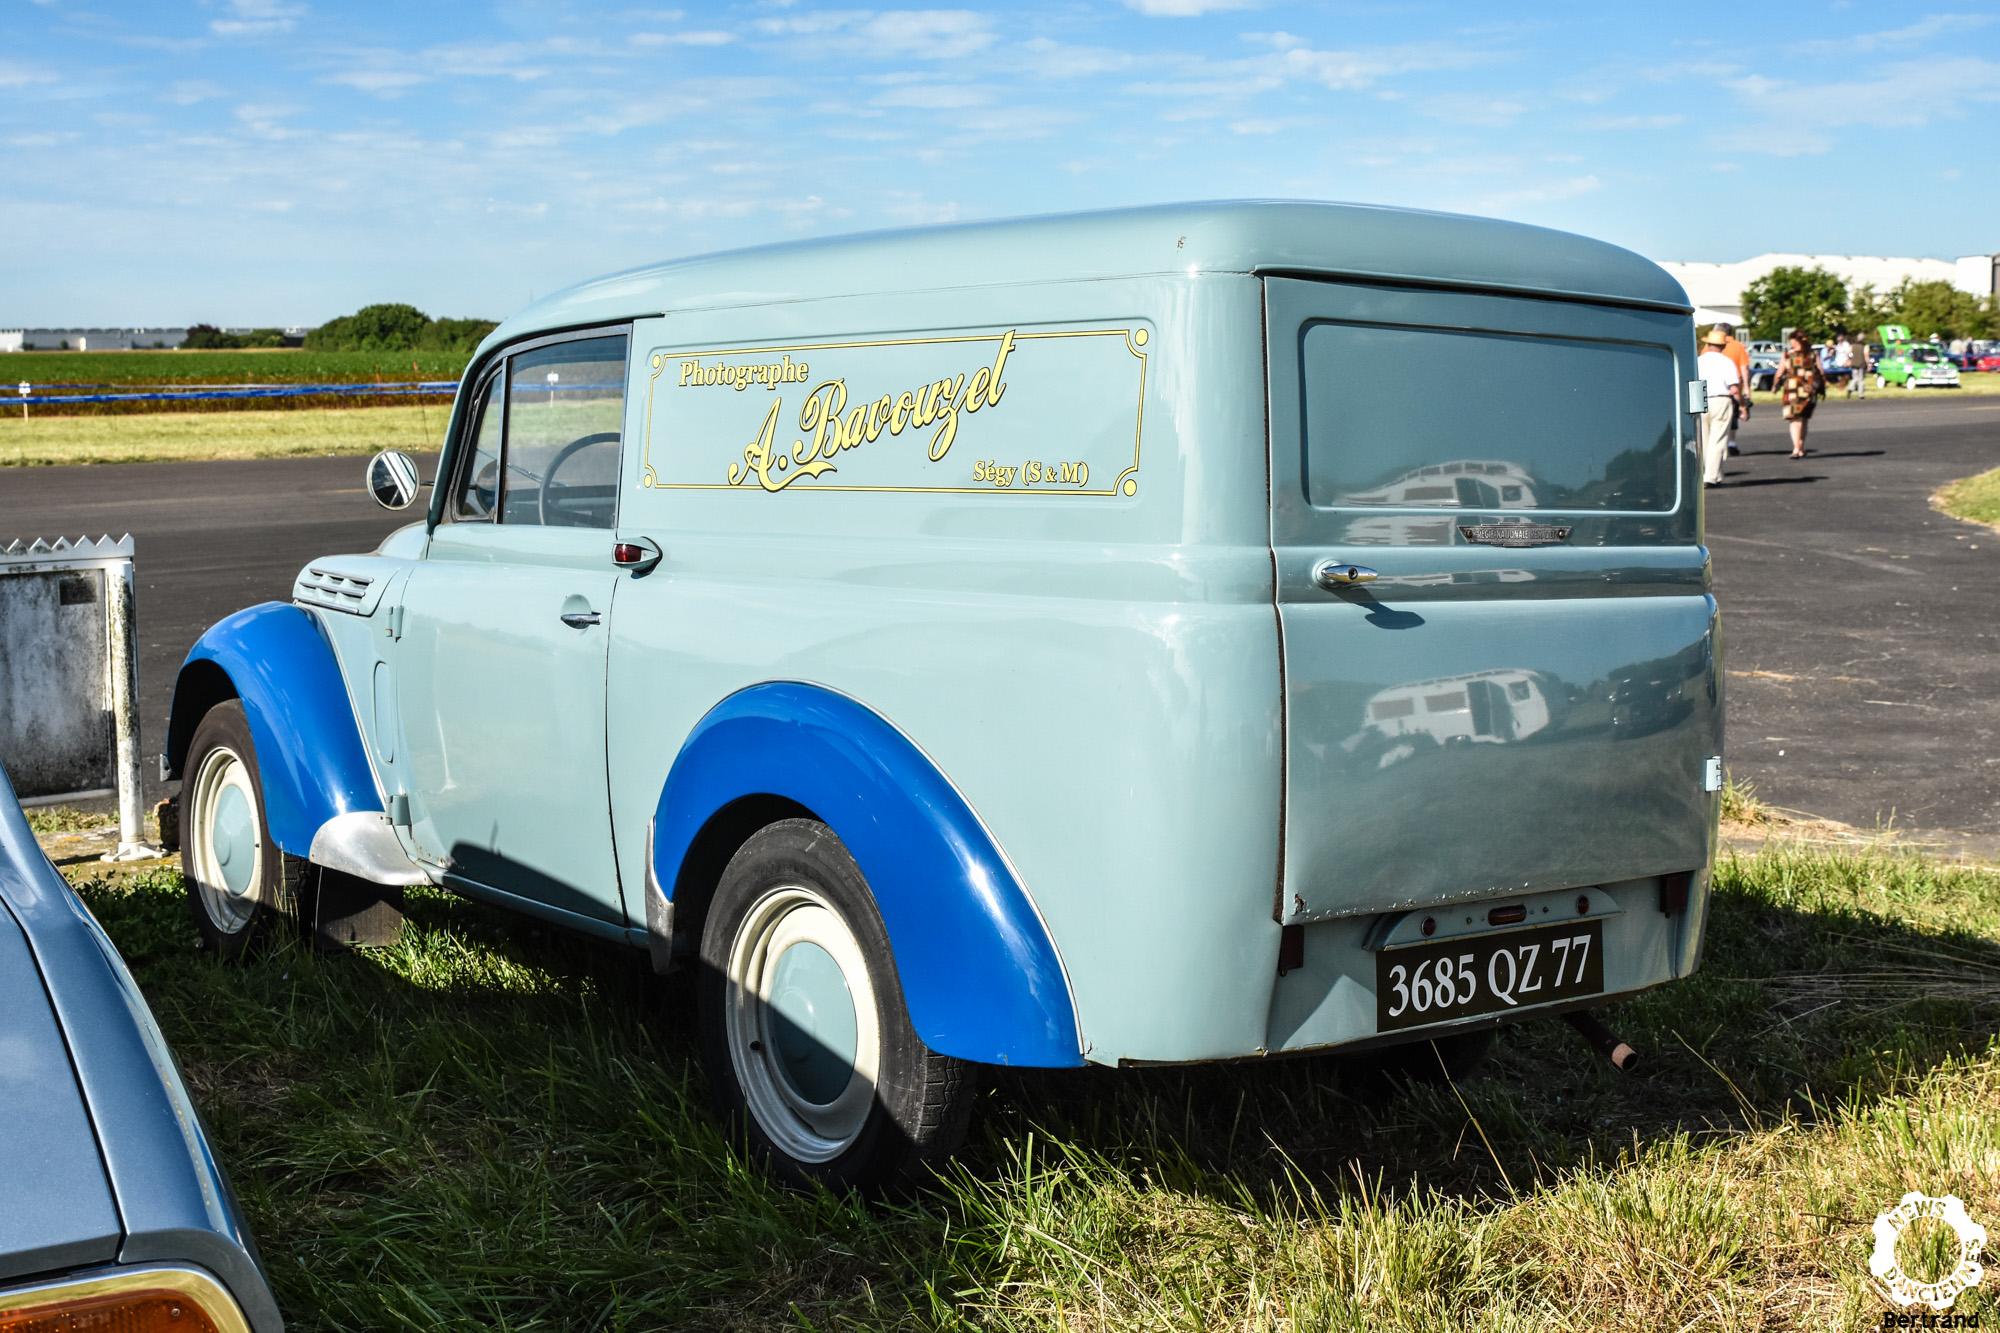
[1658,253,2000,326]
[0,327,315,352]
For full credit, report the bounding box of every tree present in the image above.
[1740,266,1848,342]
[182,323,235,349]
[303,305,496,353]
[1848,283,1896,336]
[1890,280,1993,341]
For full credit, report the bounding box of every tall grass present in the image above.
[71,844,2000,1330]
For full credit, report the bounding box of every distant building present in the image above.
[0,326,316,351]
[1656,253,2000,326]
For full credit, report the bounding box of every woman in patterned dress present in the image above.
[1777,329,1825,458]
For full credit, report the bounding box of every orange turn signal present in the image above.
[0,1269,245,1333]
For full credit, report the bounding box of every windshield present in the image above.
[1909,348,1942,363]
[1300,322,1679,513]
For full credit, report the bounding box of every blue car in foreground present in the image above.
[0,765,281,1332]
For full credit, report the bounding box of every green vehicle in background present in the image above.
[1874,324,1962,389]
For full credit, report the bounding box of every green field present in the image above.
[1936,466,2000,529]
[8,347,474,385]
[0,404,446,466]
[4,348,472,417]
[65,845,2000,1331]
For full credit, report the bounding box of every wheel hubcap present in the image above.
[190,745,263,933]
[726,886,880,1163]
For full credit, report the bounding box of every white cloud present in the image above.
[1123,0,1258,15]
[1581,113,1684,130]
[0,59,56,88]
[165,79,227,104]
[871,82,989,108]
[210,0,306,37]
[1726,57,2000,141]
[1815,12,1995,53]
[755,10,993,59]
[1473,174,1601,213]
[631,30,735,47]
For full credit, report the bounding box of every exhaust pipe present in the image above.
[1563,1010,1640,1073]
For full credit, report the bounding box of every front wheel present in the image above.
[180,700,282,958]
[698,819,972,1192]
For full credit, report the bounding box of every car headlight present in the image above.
[0,1267,250,1333]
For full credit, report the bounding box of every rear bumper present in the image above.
[1263,870,1709,1055]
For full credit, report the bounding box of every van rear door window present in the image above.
[1300,322,1677,512]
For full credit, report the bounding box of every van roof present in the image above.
[491,200,1691,349]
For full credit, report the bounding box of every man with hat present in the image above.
[1698,328,1742,487]
[1712,322,1752,452]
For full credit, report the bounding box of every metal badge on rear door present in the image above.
[1458,522,1572,548]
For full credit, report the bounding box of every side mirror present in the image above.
[366,450,422,511]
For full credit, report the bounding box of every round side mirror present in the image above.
[366,450,422,511]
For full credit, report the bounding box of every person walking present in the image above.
[1698,328,1741,486]
[1714,322,1752,453]
[1833,333,1854,395]
[1777,328,1824,458]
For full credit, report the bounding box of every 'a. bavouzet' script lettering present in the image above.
[721,331,1016,492]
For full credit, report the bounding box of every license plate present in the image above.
[1376,919,1603,1032]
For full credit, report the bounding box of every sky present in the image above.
[4,1,1998,327]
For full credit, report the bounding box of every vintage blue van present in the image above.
[165,201,1721,1189]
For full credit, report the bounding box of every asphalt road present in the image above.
[1707,394,2000,832]
[0,454,435,810]
[2,394,1997,830]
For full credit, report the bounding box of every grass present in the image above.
[7,347,474,386]
[4,349,473,418]
[1746,372,2000,404]
[25,804,112,833]
[1935,466,2000,531]
[1719,771,1768,826]
[61,845,2000,1331]
[0,404,447,466]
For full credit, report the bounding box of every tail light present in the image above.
[0,1269,247,1333]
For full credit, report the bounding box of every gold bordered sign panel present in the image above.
[640,325,1149,498]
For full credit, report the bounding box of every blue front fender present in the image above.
[168,602,380,857]
[653,683,1083,1069]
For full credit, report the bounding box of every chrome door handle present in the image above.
[560,610,602,628]
[1314,561,1379,589]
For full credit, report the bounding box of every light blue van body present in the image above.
[168,201,1721,1069]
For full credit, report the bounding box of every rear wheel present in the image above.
[180,701,282,958]
[698,819,972,1192]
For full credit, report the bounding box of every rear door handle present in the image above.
[1314,561,1379,589]
[560,610,602,628]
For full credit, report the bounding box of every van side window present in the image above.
[448,376,503,522]
[1300,323,1678,512]
[501,335,628,529]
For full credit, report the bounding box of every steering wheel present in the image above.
[538,432,621,527]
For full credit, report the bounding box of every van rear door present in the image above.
[1265,277,1719,924]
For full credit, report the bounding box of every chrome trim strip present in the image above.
[0,1264,252,1333]
[644,815,675,975]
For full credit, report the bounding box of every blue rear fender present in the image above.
[166,602,381,856]
[653,683,1084,1069]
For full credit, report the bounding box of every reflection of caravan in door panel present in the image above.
[1333,461,1542,544]
[1337,460,1542,509]
[1351,669,1553,749]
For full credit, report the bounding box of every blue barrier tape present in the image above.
[11,381,460,405]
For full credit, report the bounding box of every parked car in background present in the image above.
[0,765,282,1332]
[1877,343,1962,389]
[1747,346,1780,392]
[1965,342,2000,373]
